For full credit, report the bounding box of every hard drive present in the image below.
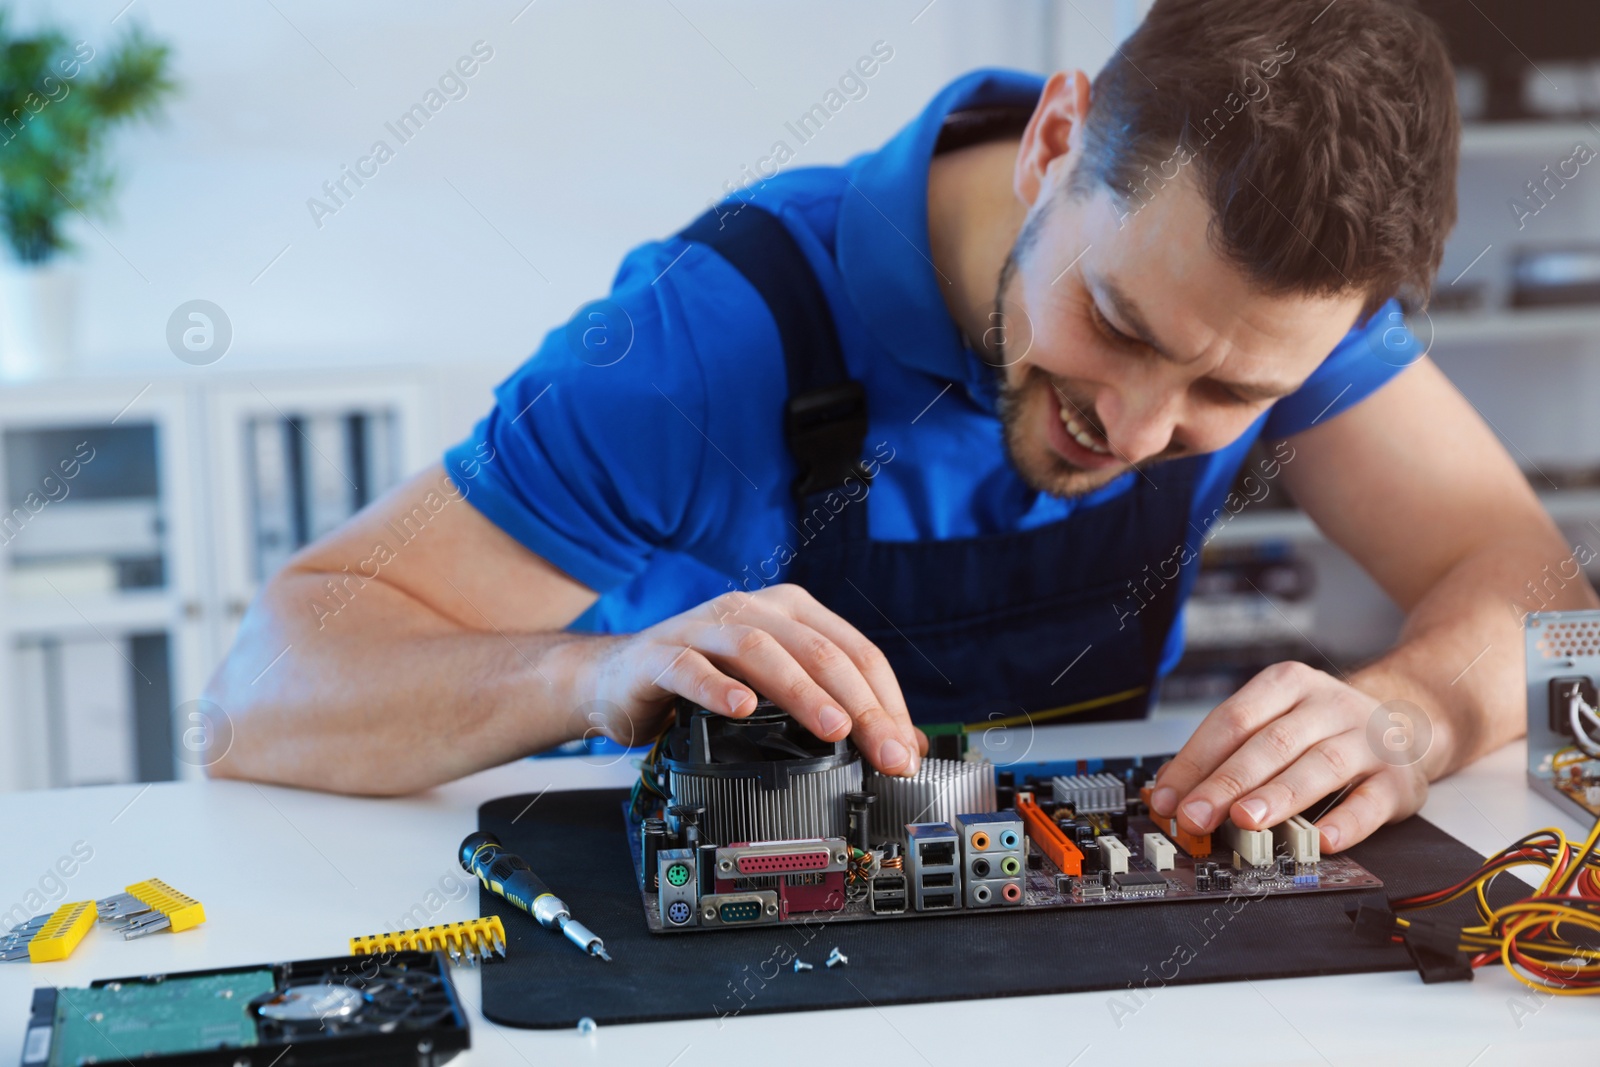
[21,950,468,1067]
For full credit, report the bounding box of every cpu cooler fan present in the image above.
[662,698,862,845]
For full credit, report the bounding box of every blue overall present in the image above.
[678,206,1204,725]
[444,70,1416,732]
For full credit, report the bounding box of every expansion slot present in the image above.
[1143,832,1176,871]
[1272,815,1321,863]
[1015,791,1083,876]
[1223,820,1274,868]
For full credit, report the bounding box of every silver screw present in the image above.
[792,958,813,973]
[826,948,848,968]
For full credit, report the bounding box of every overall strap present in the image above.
[679,206,869,504]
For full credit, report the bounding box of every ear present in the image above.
[1014,70,1091,208]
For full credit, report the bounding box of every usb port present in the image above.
[920,892,956,910]
[920,872,954,888]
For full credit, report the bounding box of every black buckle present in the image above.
[784,381,869,499]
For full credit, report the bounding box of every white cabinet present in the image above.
[201,375,432,658]
[0,364,483,792]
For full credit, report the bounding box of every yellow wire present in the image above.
[1552,747,1591,771]
[1395,822,1600,995]
[965,686,1149,731]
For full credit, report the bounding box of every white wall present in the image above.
[19,0,1128,428]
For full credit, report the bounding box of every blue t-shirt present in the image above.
[445,69,1417,676]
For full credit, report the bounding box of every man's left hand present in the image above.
[1145,660,1430,853]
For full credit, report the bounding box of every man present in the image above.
[208,0,1595,854]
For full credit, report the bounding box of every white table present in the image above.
[3,717,1595,1067]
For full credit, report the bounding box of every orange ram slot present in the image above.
[1139,783,1212,857]
[1015,792,1083,876]
[1173,822,1212,858]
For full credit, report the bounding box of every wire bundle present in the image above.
[1389,815,1600,994]
[627,712,674,823]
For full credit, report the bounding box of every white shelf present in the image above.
[4,589,183,635]
[1205,488,1600,549]
[1460,120,1599,157]
[1427,307,1600,346]
[1542,489,1600,522]
[1205,509,1318,546]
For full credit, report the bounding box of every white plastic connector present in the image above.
[1097,835,1131,875]
[1224,820,1273,868]
[1271,815,1321,864]
[1142,832,1176,871]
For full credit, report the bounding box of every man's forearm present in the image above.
[205,569,598,794]
[1349,527,1598,781]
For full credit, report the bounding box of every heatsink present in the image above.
[1051,773,1126,814]
[866,758,996,839]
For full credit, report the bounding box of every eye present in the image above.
[1087,299,1138,348]
[1202,379,1261,407]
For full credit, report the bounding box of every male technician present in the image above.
[209,0,1596,853]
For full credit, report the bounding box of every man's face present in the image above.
[991,173,1368,498]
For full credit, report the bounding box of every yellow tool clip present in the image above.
[96,878,206,938]
[348,915,506,966]
[0,901,98,963]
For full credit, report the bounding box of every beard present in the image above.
[990,234,1134,500]
[995,362,1131,499]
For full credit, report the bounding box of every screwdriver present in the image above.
[458,831,611,962]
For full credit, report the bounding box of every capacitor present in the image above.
[641,819,667,891]
[995,771,1016,811]
[845,791,876,853]
[697,842,719,896]
[670,804,707,850]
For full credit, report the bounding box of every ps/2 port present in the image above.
[666,900,692,925]
[971,857,992,879]
[970,831,992,851]
[665,862,691,887]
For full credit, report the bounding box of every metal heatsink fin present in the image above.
[668,758,863,845]
[1052,773,1127,814]
[865,758,997,839]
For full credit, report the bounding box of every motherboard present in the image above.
[626,702,1381,933]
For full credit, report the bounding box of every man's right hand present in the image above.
[575,583,925,776]
[207,466,926,795]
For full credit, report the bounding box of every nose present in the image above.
[1097,389,1180,464]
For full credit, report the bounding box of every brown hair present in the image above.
[1069,0,1459,315]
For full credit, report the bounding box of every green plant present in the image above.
[0,12,175,264]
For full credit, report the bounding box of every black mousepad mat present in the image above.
[477,788,1519,1029]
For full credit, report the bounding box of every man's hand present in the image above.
[576,583,926,776]
[1145,661,1428,853]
